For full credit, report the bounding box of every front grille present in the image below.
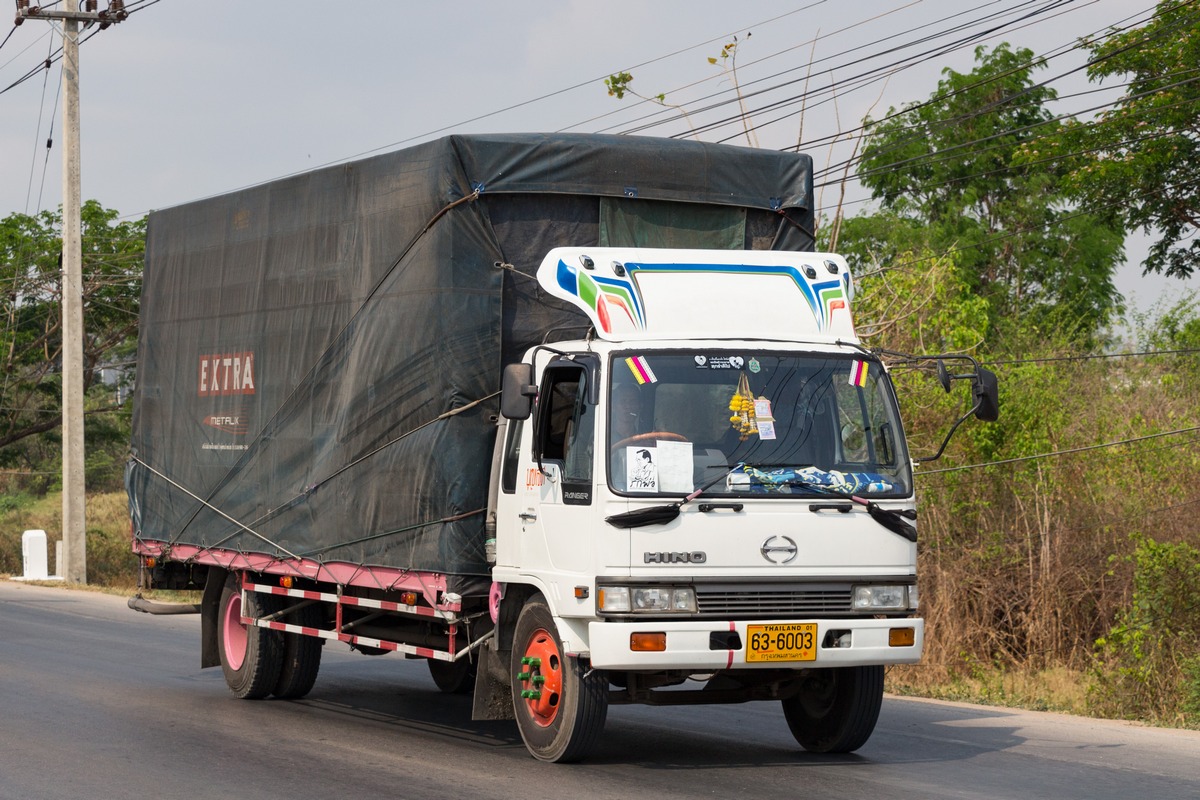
[695,585,853,618]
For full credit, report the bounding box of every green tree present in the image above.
[1044,0,1200,279]
[842,43,1125,340]
[0,201,144,491]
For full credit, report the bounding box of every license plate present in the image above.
[745,622,818,663]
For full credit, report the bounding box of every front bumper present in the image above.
[587,617,923,670]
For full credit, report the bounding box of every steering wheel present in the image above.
[612,431,689,450]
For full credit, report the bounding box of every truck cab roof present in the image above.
[538,247,858,346]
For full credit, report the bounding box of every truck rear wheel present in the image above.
[781,665,884,753]
[428,657,475,694]
[511,597,607,762]
[217,573,284,699]
[272,603,323,700]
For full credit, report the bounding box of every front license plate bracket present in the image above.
[745,622,818,663]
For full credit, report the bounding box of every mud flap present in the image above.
[199,567,227,668]
[471,638,514,720]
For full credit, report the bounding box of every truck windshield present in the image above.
[608,351,911,498]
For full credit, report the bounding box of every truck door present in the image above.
[520,360,596,576]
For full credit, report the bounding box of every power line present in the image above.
[990,347,1200,366]
[918,424,1200,475]
[160,2,836,208]
[580,0,968,137]
[828,70,1200,191]
[704,0,1084,143]
[813,1,1184,178]
[611,0,1076,141]
[0,25,19,56]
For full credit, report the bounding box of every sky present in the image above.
[0,0,1192,323]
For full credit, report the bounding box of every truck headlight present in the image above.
[852,584,912,611]
[598,585,696,614]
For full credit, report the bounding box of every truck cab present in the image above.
[485,246,932,760]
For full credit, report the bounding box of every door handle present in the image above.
[519,511,538,522]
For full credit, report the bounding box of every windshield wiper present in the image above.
[605,462,745,529]
[603,463,917,542]
[783,479,917,542]
[732,465,915,541]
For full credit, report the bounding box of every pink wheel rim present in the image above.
[222,590,248,671]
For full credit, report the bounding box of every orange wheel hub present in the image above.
[518,627,563,726]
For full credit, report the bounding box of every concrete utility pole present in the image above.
[15,0,128,583]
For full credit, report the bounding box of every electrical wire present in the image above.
[810,1,1187,176]
[989,348,1200,367]
[0,25,18,56]
[32,60,63,215]
[572,0,937,136]
[703,0,1087,143]
[168,2,836,205]
[918,424,1200,475]
[611,0,1076,140]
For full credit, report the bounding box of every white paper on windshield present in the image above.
[754,398,777,440]
[655,440,694,493]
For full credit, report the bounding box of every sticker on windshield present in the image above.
[695,355,744,370]
[849,359,869,387]
[748,357,761,374]
[625,355,658,385]
[754,398,777,440]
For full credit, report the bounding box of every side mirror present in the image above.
[972,367,999,422]
[936,359,951,393]
[909,354,1001,463]
[501,363,537,420]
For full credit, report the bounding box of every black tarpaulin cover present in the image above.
[126,133,814,594]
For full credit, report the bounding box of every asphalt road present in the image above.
[3,580,1198,800]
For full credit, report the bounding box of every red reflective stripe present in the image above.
[727,622,736,669]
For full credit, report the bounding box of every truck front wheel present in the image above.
[781,665,884,754]
[217,573,284,699]
[510,597,608,762]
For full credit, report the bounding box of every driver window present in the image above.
[536,367,593,487]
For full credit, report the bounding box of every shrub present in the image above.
[1090,533,1200,726]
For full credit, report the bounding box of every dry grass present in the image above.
[0,490,139,588]
[887,663,1091,716]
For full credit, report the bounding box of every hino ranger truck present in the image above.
[127,132,997,762]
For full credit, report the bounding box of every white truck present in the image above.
[127,133,996,763]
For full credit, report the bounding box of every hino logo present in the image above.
[644,551,706,564]
[761,535,798,564]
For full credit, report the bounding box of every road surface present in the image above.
[2,580,1197,799]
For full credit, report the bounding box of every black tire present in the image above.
[428,656,476,694]
[781,665,884,754]
[510,597,608,763]
[217,573,284,700]
[273,603,323,700]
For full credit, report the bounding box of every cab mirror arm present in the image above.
[879,352,999,463]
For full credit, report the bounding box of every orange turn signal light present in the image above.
[889,627,916,647]
[279,575,294,589]
[630,632,666,652]
[400,591,419,606]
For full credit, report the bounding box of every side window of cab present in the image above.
[535,365,594,503]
